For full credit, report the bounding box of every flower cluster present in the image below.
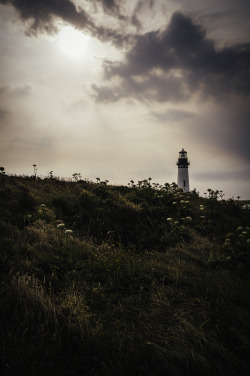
[37,203,54,222]
[222,227,250,251]
[56,222,73,235]
[57,223,65,229]
[167,216,192,225]
[209,226,250,268]
[65,229,73,234]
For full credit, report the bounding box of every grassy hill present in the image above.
[0,174,250,376]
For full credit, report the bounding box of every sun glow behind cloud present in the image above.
[57,26,88,58]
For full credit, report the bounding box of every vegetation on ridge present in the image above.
[0,174,250,376]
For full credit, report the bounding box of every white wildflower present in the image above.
[65,229,73,234]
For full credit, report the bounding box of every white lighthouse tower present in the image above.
[177,148,190,192]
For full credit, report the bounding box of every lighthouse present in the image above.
[177,148,190,192]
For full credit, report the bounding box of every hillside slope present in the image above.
[0,175,250,376]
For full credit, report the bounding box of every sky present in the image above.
[0,0,250,199]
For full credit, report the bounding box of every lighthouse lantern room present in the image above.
[177,148,190,192]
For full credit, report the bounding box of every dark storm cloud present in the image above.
[91,84,118,103]
[98,0,119,15]
[100,12,250,102]
[130,0,157,30]
[0,0,134,46]
[96,0,158,25]
[0,0,90,34]
[92,72,189,104]
[123,74,189,103]
[101,0,117,9]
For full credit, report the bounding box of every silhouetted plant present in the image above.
[219,190,225,200]
[33,164,37,177]
[72,172,82,182]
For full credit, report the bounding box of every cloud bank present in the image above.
[0,0,146,46]
[98,12,250,103]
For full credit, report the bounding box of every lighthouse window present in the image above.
[183,180,186,187]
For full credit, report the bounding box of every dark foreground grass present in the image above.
[0,175,250,376]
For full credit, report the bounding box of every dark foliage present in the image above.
[0,175,250,376]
